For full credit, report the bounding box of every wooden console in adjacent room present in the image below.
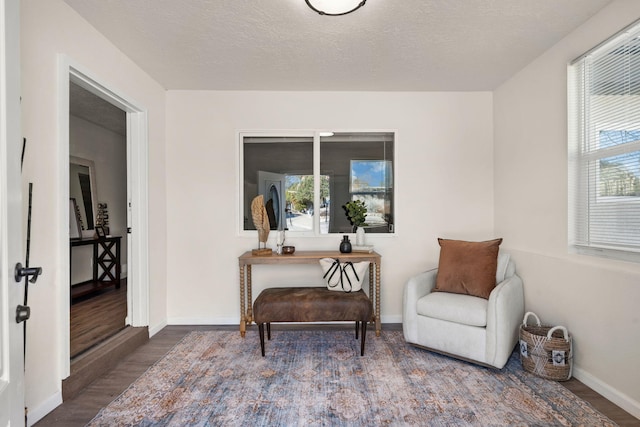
[70,236,121,299]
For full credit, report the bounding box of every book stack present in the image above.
[351,245,374,253]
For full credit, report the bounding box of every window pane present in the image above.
[597,152,640,198]
[320,132,394,234]
[284,175,314,231]
[243,137,313,232]
[581,149,640,249]
[598,130,640,150]
[350,160,393,228]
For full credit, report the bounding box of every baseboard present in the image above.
[167,316,238,325]
[27,390,62,427]
[148,319,168,337]
[573,366,640,419]
[381,314,402,324]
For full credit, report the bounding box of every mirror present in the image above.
[69,156,97,232]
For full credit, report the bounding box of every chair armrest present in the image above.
[485,273,524,368]
[402,268,438,343]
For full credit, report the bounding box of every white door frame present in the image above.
[0,0,25,424]
[57,56,149,378]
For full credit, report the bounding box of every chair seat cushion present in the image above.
[416,292,488,327]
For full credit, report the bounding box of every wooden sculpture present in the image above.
[251,195,272,255]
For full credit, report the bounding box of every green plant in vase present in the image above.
[343,200,368,231]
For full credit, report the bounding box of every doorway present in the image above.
[58,59,150,379]
[69,81,128,357]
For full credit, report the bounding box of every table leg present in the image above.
[375,262,381,337]
[368,264,374,324]
[247,265,253,324]
[93,241,99,282]
[239,264,246,337]
[115,239,121,289]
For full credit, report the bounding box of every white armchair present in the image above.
[402,254,524,369]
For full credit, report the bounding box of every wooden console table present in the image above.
[238,250,382,338]
[70,236,121,296]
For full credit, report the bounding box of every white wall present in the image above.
[70,115,127,283]
[165,91,495,324]
[494,0,640,417]
[20,0,167,422]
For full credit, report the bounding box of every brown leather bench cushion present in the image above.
[253,287,372,323]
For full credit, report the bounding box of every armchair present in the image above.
[403,253,524,369]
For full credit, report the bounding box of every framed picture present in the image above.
[69,198,82,240]
[95,225,106,239]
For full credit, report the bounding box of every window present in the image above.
[241,132,395,235]
[569,21,640,258]
[350,160,393,230]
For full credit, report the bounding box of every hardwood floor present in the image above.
[36,324,640,426]
[70,279,127,358]
[562,380,640,426]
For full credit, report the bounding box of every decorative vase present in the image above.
[339,235,352,253]
[356,226,365,246]
[276,229,286,254]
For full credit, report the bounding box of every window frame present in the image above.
[568,20,640,262]
[238,130,397,238]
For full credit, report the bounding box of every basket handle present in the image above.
[547,326,569,341]
[522,311,541,327]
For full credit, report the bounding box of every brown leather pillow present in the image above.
[434,238,502,299]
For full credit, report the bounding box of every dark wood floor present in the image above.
[36,322,639,426]
[70,280,127,358]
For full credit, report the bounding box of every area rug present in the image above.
[88,330,616,426]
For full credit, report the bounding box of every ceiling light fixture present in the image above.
[305,0,367,16]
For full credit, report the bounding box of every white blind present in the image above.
[569,22,640,255]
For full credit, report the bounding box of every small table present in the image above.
[238,250,382,338]
[70,236,121,296]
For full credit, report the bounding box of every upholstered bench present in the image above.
[253,287,373,356]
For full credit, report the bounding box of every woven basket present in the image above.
[519,312,573,381]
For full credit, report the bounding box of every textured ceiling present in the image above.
[70,82,126,136]
[62,0,614,91]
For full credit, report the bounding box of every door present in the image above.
[257,171,287,230]
[1,0,25,424]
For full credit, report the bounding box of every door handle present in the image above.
[14,262,41,324]
[16,305,30,323]
[15,262,42,283]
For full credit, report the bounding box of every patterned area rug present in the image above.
[88,330,616,426]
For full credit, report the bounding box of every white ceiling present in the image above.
[62,0,613,91]
[70,82,126,136]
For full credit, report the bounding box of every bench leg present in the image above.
[355,321,359,339]
[267,322,271,340]
[258,323,266,357]
[361,321,367,356]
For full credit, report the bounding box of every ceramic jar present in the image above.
[339,235,352,253]
[356,227,365,246]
